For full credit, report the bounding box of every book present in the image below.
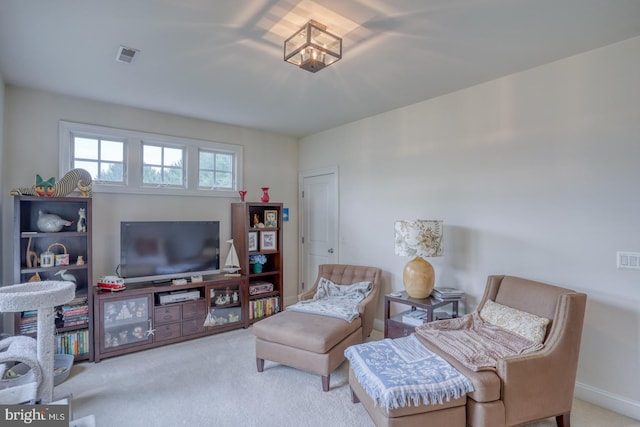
[434,310,452,320]
[401,309,429,326]
[432,287,464,300]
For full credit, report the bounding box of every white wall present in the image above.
[0,73,5,332]
[299,36,640,418]
[1,86,300,304]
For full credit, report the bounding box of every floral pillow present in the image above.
[480,299,550,344]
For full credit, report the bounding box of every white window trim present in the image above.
[59,121,243,197]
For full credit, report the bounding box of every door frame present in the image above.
[298,167,339,294]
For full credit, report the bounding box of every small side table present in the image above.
[384,290,464,338]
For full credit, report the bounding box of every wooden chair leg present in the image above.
[321,375,330,392]
[256,358,264,372]
[350,387,360,403]
[556,413,570,427]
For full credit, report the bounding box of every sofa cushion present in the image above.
[480,299,550,344]
[252,310,362,354]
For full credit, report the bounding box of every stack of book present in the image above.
[432,287,464,300]
[401,309,429,326]
[57,297,90,328]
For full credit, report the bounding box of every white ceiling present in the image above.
[1,0,640,138]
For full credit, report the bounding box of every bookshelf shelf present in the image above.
[231,202,283,324]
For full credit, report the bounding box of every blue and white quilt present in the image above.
[285,278,372,322]
[345,335,473,412]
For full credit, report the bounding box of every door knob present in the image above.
[328,248,334,253]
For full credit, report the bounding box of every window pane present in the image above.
[215,153,233,172]
[143,145,162,165]
[100,163,123,182]
[199,171,214,187]
[143,166,162,184]
[74,160,98,179]
[164,147,183,166]
[75,137,98,159]
[214,171,232,188]
[101,140,123,162]
[199,151,214,169]
[164,167,183,185]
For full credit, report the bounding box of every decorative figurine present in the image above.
[37,210,73,232]
[76,255,85,265]
[10,168,92,198]
[54,269,76,282]
[77,208,87,232]
[25,237,38,268]
[33,175,56,197]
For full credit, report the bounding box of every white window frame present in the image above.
[59,121,243,197]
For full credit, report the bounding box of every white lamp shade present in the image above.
[394,220,443,258]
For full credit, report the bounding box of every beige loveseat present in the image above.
[350,275,587,427]
[253,264,381,391]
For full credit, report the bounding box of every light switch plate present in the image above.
[617,251,640,270]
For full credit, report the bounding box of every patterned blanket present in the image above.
[286,278,372,322]
[415,313,543,371]
[345,335,474,412]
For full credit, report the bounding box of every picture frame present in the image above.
[264,210,278,228]
[260,230,277,251]
[248,231,258,251]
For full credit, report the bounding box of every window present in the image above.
[142,143,185,187]
[73,136,125,184]
[59,121,243,197]
[198,149,234,189]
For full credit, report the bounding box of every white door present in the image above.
[299,169,338,293]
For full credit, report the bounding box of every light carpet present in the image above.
[53,328,639,427]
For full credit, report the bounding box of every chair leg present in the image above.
[350,387,360,403]
[256,358,264,372]
[556,413,570,427]
[321,375,330,392]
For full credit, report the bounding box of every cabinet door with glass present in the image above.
[96,293,153,360]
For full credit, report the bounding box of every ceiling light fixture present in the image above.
[284,20,342,73]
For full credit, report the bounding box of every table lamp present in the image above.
[394,220,443,298]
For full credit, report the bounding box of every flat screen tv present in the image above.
[119,221,220,284]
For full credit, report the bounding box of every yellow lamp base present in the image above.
[403,256,435,299]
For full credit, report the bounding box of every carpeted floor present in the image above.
[54,328,639,427]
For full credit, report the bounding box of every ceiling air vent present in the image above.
[116,45,139,64]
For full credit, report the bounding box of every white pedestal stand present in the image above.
[0,281,75,403]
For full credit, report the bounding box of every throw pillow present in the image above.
[480,299,550,344]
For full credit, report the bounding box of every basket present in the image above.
[53,353,74,385]
[47,242,70,266]
[2,353,74,387]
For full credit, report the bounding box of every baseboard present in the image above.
[373,318,385,335]
[575,381,640,421]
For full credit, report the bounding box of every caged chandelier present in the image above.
[284,20,342,73]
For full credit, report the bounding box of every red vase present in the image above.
[260,187,270,203]
[238,190,247,202]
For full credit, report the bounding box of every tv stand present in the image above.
[93,274,247,362]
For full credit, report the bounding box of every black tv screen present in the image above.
[120,221,220,283]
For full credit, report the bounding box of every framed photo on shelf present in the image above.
[264,210,278,228]
[248,231,258,251]
[260,230,277,251]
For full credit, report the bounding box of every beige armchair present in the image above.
[350,275,587,427]
[253,264,381,391]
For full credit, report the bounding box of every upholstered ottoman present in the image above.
[253,310,363,391]
[349,368,467,427]
[345,335,470,427]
